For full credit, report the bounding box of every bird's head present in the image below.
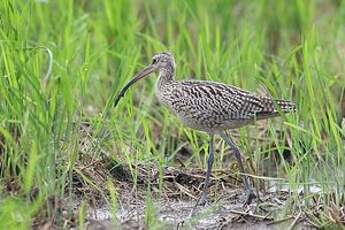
[131,52,176,83]
[114,52,175,107]
[151,52,175,74]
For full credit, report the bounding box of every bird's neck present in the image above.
[155,68,175,105]
[157,68,175,89]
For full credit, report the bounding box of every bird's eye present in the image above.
[152,58,158,64]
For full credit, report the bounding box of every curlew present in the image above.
[114,52,296,208]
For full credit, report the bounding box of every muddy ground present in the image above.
[85,189,316,229]
[66,164,325,230]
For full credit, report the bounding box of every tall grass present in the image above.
[0,0,344,228]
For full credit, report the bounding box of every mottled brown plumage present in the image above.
[115,51,296,211]
[157,80,295,133]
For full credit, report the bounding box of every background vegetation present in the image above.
[0,0,344,228]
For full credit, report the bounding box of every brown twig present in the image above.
[287,212,302,230]
[174,182,197,199]
[229,209,274,221]
[267,215,293,225]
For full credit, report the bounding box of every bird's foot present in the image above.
[189,193,209,217]
[197,192,209,206]
[244,187,256,205]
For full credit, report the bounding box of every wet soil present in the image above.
[83,187,317,230]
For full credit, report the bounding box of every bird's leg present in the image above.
[191,134,214,213]
[199,134,214,205]
[220,131,255,205]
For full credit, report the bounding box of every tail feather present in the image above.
[275,99,296,113]
[257,98,296,118]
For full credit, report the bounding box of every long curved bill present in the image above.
[114,64,156,107]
